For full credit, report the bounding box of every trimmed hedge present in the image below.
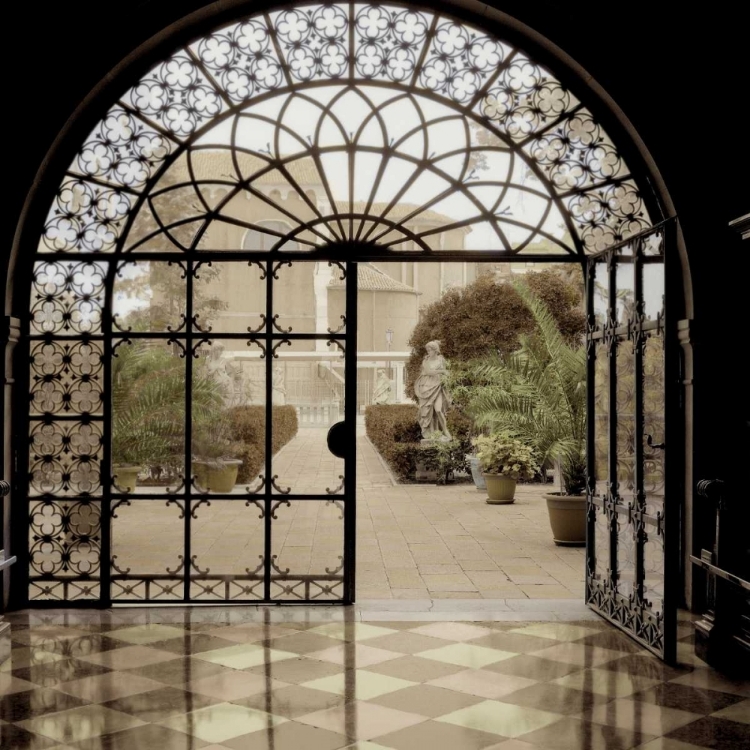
[365,404,472,482]
[227,405,299,483]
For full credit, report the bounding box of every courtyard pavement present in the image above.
[112,428,585,605]
[274,428,585,601]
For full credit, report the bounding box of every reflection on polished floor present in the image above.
[1,608,748,749]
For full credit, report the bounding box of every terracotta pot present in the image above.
[193,459,242,492]
[113,464,140,493]
[544,492,586,546]
[483,473,517,504]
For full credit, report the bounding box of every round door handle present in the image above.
[327,421,348,458]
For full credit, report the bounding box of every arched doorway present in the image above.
[5,1,688,662]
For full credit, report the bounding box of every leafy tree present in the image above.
[406,266,585,398]
[113,260,225,333]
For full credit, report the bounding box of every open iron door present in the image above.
[585,221,679,662]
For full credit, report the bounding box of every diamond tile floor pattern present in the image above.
[1,609,748,749]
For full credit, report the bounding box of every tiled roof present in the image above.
[329,263,419,293]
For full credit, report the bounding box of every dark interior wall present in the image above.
[2,2,747,574]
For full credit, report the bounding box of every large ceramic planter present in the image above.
[193,459,242,492]
[544,492,586,546]
[113,464,140,492]
[468,456,486,491]
[483,473,517,504]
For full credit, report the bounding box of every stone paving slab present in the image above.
[110,429,585,602]
[277,429,585,601]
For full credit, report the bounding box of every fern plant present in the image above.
[465,279,587,495]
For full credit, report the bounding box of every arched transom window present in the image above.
[40,3,652,261]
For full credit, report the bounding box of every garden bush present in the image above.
[406,267,586,398]
[365,404,472,482]
[227,405,298,483]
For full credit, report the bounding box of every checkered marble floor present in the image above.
[1,609,748,749]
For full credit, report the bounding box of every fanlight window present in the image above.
[40,3,652,260]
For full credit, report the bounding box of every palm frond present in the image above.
[465,279,587,492]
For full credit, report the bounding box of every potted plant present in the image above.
[466,280,588,542]
[444,363,488,492]
[473,432,539,504]
[192,415,243,493]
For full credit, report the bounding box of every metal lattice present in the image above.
[585,220,675,659]
[26,2,658,606]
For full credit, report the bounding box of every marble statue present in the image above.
[414,340,452,441]
[372,369,393,404]
[224,359,248,406]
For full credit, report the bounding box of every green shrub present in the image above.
[227,405,299,483]
[365,405,472,482]
[365,405,420,449]
[406,267,586,398]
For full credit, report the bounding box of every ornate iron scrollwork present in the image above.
[585,223,673,660]
[26,1,660,610]
[271,314,292,334]
[272,340,291,359]
[327,315,346,334]
[326,476,345,496]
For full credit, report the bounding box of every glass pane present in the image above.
[593,341,609,499]
[616,513,635,600]
[642,230,664,256]
[193,261,266,334]
[30,421,103,498]
[112,339,186,494]
[643,334,665,516]
[30,340,104,418]
[644,527,665,617]
[111,498,185,601]
[272,341,343,496]
[270,500,345,601]
[243,221,299,253]
[615,258,635,325]
[643,262,665,322]
[31,260,107,337]
[593,339,609,582]
[191,338,266,494]
[616,340,636,504]
[112,261,187,333]
[592,258,608,328]
[643,331,665,616]
[190,500,265,600]
[271,260,321,334]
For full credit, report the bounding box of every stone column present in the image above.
[394,361,405,403]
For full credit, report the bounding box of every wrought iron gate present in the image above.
[585,220,677,660]
[26,257,357,605]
